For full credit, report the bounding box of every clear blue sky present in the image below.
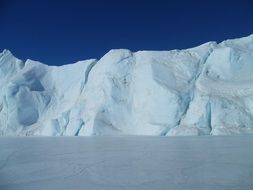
[0,0,253,65]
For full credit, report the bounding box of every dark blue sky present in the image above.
[0,0,253,65]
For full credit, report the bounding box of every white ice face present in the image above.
[1,34,253,136]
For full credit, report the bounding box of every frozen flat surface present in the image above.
[0,136,253,190]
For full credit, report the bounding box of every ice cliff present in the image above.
[1,35,253,136]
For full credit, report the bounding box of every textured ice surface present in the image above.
[1,35,253,136]
[0,136,253,190]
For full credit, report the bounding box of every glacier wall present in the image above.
[1,35,253,136]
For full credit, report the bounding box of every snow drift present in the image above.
[1,35,253,136]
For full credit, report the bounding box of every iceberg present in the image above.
[1,35,253,136]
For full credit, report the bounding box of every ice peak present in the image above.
[0,49,13,59]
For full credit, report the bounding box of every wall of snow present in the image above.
[1,35,253,136]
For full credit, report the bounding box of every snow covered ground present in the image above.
[0,135,253,190]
